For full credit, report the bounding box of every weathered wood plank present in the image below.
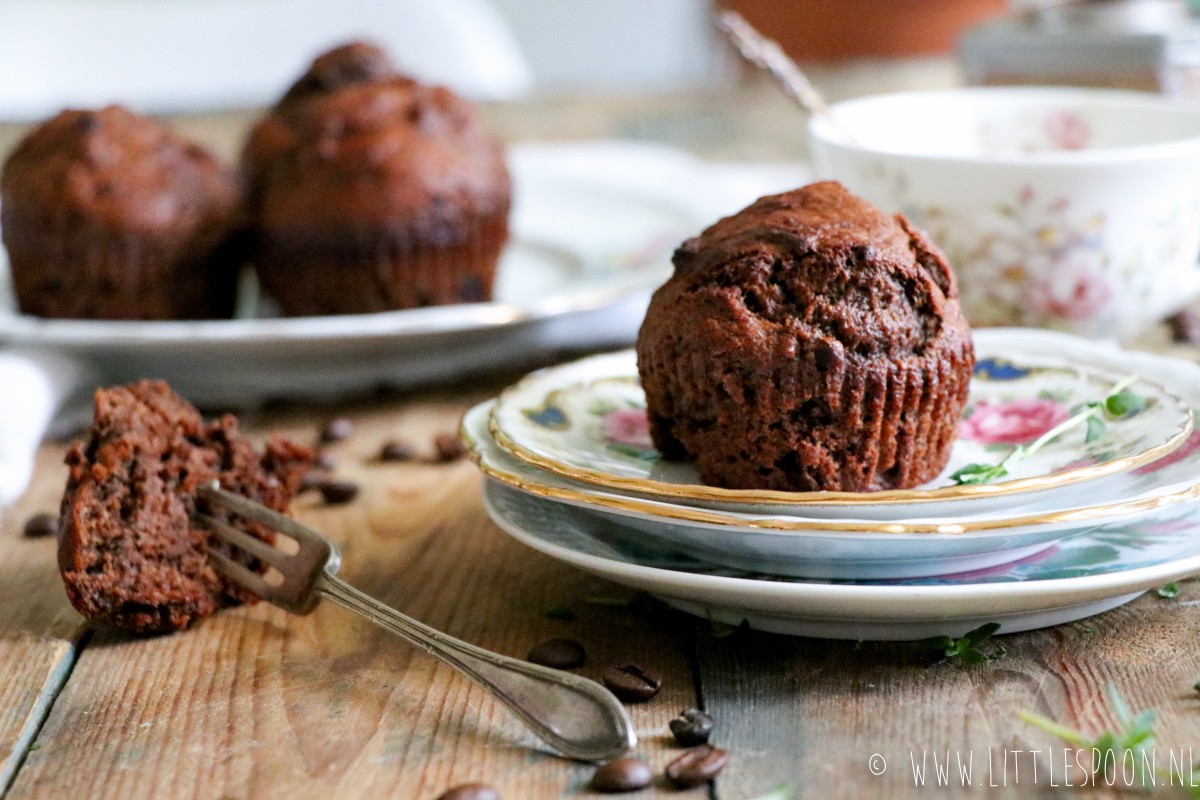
[0,445,86,796]
[6,390,705,799]
[701,590,1200,799]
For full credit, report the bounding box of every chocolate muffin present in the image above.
[1,106,242,320]
[636,181,975,493]
[241,50,511,316]
[241,40,396,208]
[58,381,312,633]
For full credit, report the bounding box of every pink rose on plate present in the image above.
[601,408,654,449]
[959,398,1071,445]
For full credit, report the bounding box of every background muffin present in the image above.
[1,106,242,320]
[242,45,512,316]
[636,181,975,493]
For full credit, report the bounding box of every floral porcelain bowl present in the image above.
[808,87,1200,338]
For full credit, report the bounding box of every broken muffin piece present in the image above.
[58,380,312,633]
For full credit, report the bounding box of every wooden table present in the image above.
[4,360,1200,800]
[5,70,1200,800]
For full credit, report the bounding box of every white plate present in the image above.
[483,479,1200,640]
[488,329,1193,518]
[465,391,1200,578]
[0,147,709,406]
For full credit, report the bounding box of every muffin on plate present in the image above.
[636,181,975,493]
[241,42,512,316]
[58,380,312,633]
[1,106,243,320]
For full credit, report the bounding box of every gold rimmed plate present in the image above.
[487,329,1193,520]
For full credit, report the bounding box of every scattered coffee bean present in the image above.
[601,663,662,702]
[1169,308,1200,344]
[669,708,714,747]
[314,451,338,471]
[298,471,326,494]
[665,745,730,788]
[434,783,499,800]
[378,439,416,462]
[526,637,585,669]
[591,757,652,793]
[22,512,58,539]
[319,417,352,444]
[318,479,359,505]
[433,432,467,462]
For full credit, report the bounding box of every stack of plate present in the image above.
[464,328,1200,640]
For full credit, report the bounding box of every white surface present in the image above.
[489,0,729,92]
[810,87,1200,338]
[484,479,1200,640]
[0,0,532,119]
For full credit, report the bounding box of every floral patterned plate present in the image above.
[483,478,1200,639]
[465,396,1200,578]
[487,329,1193,518]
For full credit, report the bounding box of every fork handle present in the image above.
[315,572,636,762]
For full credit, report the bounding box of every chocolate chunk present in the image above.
[433,432,467,462]
[22,512,58,539]
[379,439,416,462]
[318,479,359,505]
[319,417,352,444]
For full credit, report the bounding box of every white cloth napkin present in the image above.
[0,348,92,506]
[0,141,811,508]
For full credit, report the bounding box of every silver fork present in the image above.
[194,483,636,762]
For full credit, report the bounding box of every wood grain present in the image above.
[0,444,86,796]
[5,389,706,799]
[700,591,1200,799]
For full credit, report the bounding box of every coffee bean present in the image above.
[591,757,652,793]
[526,637,585,669]
[602,663,662,702]
[318,479,359,505]
[298,471,326,493]
[433,432,467,462]
[665,745,729,788]
[319,417,352,444]
[314,451,338,471]
[378,439,416,462]
[669,708,714,747]
[434,783,499,800]
[22,512,58,539]
[1169,309,1200,344]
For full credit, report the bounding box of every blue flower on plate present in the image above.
[524,402,569,430]
[974,357,1031,381]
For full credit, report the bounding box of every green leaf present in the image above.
[1105,391,1146,418]
[746,784,793,800]
[964,622,1002,647]
[1157,582,1180,599]
[1085,415,1106,444]
[949,462,1008,485]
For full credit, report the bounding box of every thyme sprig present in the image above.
[1019,684,1158,788]
[951,375,1145,486]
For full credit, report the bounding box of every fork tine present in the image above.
[207,548,277,600]
[195,513,286,569]
[198,483,322,544]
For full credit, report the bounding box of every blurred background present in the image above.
[2,0,1199,161]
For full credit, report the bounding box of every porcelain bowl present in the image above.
[808,87,1200,339]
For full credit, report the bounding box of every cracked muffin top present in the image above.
[636,181,974,492]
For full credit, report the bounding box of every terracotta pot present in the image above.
[722,0,1009,61]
